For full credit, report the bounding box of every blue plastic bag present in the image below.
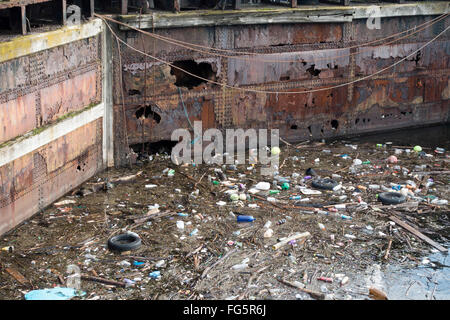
[25,287,85,300]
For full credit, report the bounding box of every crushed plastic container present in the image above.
[255,182,271,190]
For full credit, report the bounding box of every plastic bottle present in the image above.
[230,194,239,201]
[431,199,448,205]
[231,263,248,270]
[255,182,271,190]
[176,221,185,229]
[425,179,434,188]
[264,221,272,229]
[237,215,255,222]
[1,246,14,253]
[149,271,161,279]
[264,228,273,238]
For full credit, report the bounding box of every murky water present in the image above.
[349,124,449,300]
[347,124,450,149]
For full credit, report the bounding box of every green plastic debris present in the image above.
[281,183,290,190]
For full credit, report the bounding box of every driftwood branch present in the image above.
[389,215,447,252]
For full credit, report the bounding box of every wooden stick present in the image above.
[252,194,286,210]
[81,275,126,287]
[238,266,269,300]
[201,248,237,279]
[369,287,388,300]
[277,278,325,300]
[110,171,142,184]
[389,216,447,252]
[384,239,392,261]
[279,137,292,146]
[273,232,310,250]
[186,244,204,258]
[194,172,207,189]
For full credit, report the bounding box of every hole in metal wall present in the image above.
[130,140,179,157]
[170,60,215,89]
[135,105,162,123]
[306,64,321,77]
[128,89,141,96]
[331,119,339,130]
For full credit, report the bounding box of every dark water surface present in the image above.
[350,124,449,300]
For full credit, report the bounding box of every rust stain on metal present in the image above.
[114,14,449,149]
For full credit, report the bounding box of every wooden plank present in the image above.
[277,278,325,300]
[6,267,29,286]
[389,215,447,252]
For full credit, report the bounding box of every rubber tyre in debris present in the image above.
[305,168,317,176]
[311,178,338,190]
[378,192,406,205]
[107,232,142,252]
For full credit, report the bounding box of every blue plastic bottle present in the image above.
[237,215,255,222]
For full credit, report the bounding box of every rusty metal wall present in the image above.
[0,35,104,235]
[0,120,103,235]
[111,15,450,163]
[0,37,101,144]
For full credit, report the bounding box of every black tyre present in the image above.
[107,232,142,252]
[378,192,406,205]
[311,178,338,190]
